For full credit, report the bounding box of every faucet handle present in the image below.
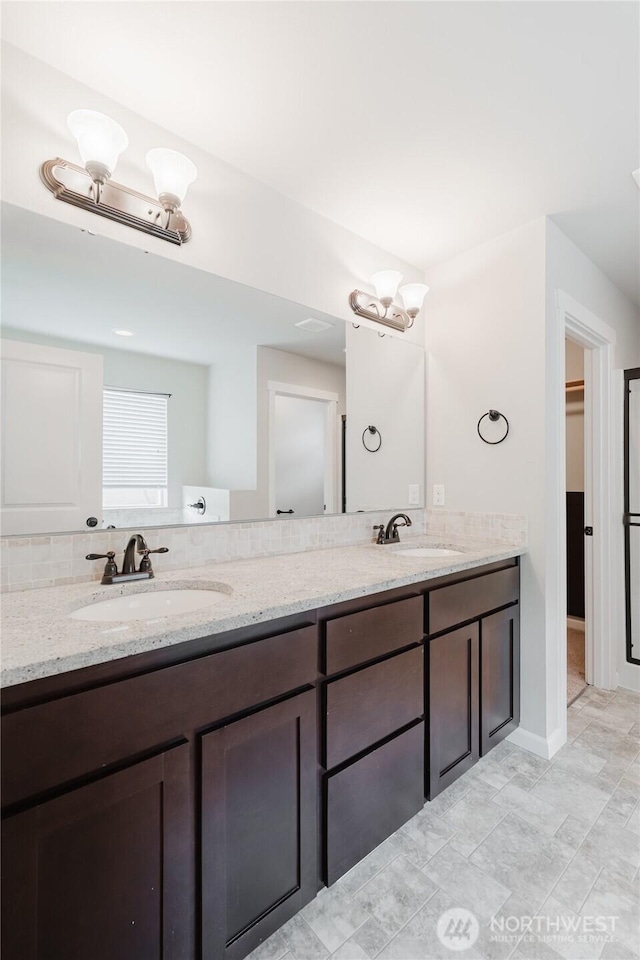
[86,552,118,577]
[139,546,169,575]
[373,524,385,544]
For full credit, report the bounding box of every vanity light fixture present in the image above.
[40,110,196,245]
[349,270,429,332]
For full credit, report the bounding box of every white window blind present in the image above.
[103,388,168,491]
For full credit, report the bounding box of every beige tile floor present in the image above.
[248,686,640,960]
[567,628,587,703]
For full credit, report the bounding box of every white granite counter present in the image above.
[1,538,525,687]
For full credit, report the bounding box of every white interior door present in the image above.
[1,339,103,534]
[268,381,338,519]
[273,394,327,518]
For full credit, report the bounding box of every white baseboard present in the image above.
[567,617,585,632]
[617,660,640,693]
[507,724,566,760]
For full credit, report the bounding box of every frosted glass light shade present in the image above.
[146,148,197,206]
[67,110,128,179]
[370,270,403,307]
[399,283,429,317]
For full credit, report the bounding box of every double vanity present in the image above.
[1,533,523,960]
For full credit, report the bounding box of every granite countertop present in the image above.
[0,537,526,687]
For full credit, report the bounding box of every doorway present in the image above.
[565,338,587,702]
[267,380,339,519]
[552,293,620,753]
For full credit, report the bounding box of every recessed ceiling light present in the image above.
[294,317,334,334]
[633,169,640,189]
[113,329,134,337]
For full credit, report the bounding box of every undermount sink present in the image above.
[392,546,463,558]
[69,587,230,623]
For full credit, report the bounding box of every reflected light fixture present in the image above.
[40,110,197,245]
[349,271,428,332]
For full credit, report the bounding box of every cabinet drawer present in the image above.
[325,722,424,885]
[324,595,423,674]
[428,566,519,635]
[325,646,423,769]
[2,625,318,810]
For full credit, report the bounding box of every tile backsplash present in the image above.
[0,509,526,593]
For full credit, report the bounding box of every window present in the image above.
[103,388,168,509]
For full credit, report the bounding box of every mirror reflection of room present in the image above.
[0,205,425,536]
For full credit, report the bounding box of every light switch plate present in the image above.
[408,484,420,505]
[433,484,445,506]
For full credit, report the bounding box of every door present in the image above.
[201,690,318,960]
[268,381,339,519]
[1,744,193,960]
[480,607,520,755]
[273,394,328,517]
[625,368,640,664]
[0,339,103,534]
[428,623,479,799]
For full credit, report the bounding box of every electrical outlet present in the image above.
[408,484,420,506]
[433,484,445,506]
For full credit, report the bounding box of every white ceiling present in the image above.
[1,204,346,366]
[3,1,639,305]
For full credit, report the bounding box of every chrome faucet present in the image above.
[373,513,413,545]
[87,533,169,585]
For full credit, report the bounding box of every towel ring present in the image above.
[362,425,382,453]
[477,409,509,445]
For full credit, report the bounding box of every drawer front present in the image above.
[325,646,423,770]
[325,595,423,675]
[2,625,318,810]
[428,566,519,635]
[325,722,424,885]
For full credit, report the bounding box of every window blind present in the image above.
[103,388,168,488]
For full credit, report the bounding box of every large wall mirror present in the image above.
[1,203,425,536]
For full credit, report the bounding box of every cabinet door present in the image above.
[201,690,317,960]
[481,606,520,755]
[428,624,479,799]
[1,743,193,960]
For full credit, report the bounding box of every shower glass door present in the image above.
[625,368,640,664]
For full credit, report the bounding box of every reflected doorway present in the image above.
[267,381,339,520]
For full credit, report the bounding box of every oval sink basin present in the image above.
[392,547,463,558]
[69,588,229,622]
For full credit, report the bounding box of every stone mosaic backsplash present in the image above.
[0,509,526,592]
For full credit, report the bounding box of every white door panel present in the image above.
[1,340,103,534]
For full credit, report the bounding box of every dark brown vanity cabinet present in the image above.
[1,558,521,958]
[1,743,194,960]
[427,564,520,799]
[320,595,426,884]
[201,690,318,960]
[1,620,319,960]
[428,623,480,798]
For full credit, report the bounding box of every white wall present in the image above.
[1,42,425,347]
[346,324,426,513]
[425,216,640,752]
[425,218,549,745]
[206,346,258,491]
[256,346,346,518]
[2,328,208,511]
[565,340,584,493]
[546,220,640,695]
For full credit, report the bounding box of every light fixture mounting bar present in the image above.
[348,290,413,332]
[40,158,192,245]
